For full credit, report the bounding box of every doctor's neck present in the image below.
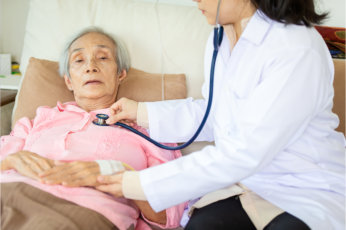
[224,2,256,45]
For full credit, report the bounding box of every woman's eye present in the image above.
[100,56,107,60]
[75,59,83,63]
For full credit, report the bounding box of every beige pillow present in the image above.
[12,57,186,126]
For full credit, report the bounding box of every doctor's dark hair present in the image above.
[59,27,130,78]
[250,0,328,27]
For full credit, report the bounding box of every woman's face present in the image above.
[194,0,255,25]
[65,32,125,103]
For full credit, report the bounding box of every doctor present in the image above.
[98,0,345,229]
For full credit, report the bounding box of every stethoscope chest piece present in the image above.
[93,114,109,126]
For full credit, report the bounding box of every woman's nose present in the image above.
[85,59,99,73]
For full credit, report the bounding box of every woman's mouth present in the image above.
[85,80,102,85]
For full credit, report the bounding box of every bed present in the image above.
[2,0,345,229]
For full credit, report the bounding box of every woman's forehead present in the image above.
[70,32,115,52]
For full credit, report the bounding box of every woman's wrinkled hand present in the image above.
[39,161,101,187]
[96,172,124,197]
[0,151,54,180]
[106,97,138,125]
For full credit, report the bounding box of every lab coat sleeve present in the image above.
[139,47,334,212]
[145,98,214,143]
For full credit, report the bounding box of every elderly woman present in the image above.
[0,27,185,230]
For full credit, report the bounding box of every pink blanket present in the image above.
[0,101,185,230]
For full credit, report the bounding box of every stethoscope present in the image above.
[93,1,224,150]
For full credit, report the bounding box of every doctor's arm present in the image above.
[100,47,334,212]
[107,97,215,143]
[138,48,334,211]
[145,97,214,143]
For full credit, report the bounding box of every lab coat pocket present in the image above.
[226,69,264,129]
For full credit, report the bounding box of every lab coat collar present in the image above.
[241,10,273,45]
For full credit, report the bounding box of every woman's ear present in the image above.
[118,69,127,83]
[64,74,73,91]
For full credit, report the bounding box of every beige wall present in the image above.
[0,0,345,63]
[316,0,346,27]
[0,0,29,62]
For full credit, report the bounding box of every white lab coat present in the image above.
[140,11,345,230]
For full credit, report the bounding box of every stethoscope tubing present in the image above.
[107,26,224,150]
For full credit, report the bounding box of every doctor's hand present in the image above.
[96,172,124,197]
[106,98,138,125]
[0,151,54,180]
[39,161,101,187]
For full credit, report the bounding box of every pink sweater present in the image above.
[0,101,185,230]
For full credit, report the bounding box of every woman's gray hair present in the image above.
[59,27,130,78]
